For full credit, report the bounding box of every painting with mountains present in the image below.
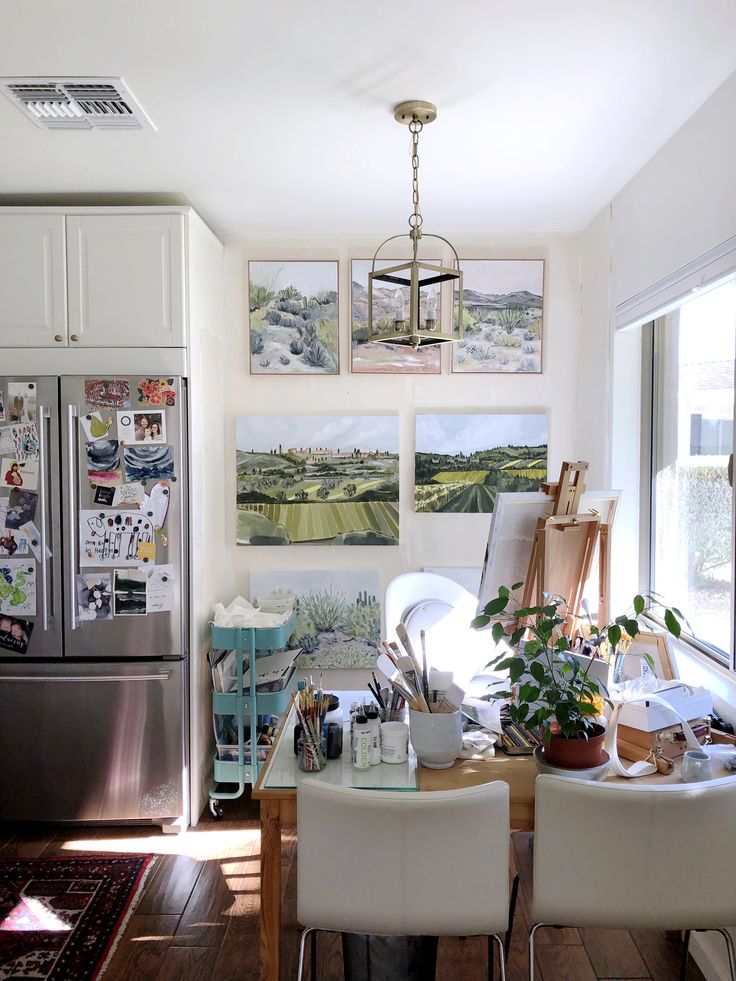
[236,415,399,545]
[351,259,441,374]
[414,412,548,513]
[249,261,339,375]
[452,259,544,373]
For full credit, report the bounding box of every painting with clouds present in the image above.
[236,415,399,545]
[414,412,548,513]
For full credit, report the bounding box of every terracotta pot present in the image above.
[544,723,607,769]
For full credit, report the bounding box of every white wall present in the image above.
[221,233,585,610]
[610,70,736,309]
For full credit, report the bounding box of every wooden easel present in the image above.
[521,461,611,631]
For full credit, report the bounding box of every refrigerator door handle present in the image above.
[67,403,80,631]
[2,672,172,683]
[38,404,52,631]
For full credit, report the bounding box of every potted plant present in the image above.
[471,585,684,769]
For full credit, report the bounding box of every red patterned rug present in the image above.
[0,854,155,980]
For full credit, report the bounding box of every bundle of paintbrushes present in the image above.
[367,671,406,722]
[292,681,330,771]
[375,626,465,716]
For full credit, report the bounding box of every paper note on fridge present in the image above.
[147,564,175,613]
[19,521,51,561]
[0,559,37,616]
[112,482,145,506]
[80,509,155,566]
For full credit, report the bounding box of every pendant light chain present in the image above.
[408,116,423,257]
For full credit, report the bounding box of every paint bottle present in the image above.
[366,706,381,765]
[352,714,372,770]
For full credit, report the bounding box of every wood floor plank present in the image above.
[535,944,598,981]
[103,913,180,981]
[581,928,649,978]
[138,854,204,916]
[0,824,57,857]
[173,858,237,948]
[630,929,705,981]
[154,946,217,981]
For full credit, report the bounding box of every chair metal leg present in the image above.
[296,927,316,981]
[679,930,691,981]
[528,923,546,981]
[505,874,520,959]
[712,928,736,981]
[490,933,506,981]
[311,927,317,980]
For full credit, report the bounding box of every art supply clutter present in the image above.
[292,680,331,772]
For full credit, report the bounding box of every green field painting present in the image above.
[236,415,399,545]
[414,412,548,513]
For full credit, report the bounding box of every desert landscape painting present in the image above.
[351,259,441,374]
[236,415,399,545]
[453,259,544,373]
[251,569,381,668]
[249,261,339,374]
[414,412,548,512]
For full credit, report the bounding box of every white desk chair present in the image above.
[529,774,736,981]
[297,780,512,980]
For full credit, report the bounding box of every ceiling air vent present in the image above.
[0,77,155,131]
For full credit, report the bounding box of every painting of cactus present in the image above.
[251,569,381,668]
[452,259,544,374]
[249,260,339,374]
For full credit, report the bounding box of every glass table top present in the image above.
[261,691,418,791]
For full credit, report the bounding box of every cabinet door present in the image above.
[67,214,185,347]
[0,214,67,347]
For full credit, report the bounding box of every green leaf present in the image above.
[579,702,599,715]
[511,581,524,591]
[555,636,569,651]
[471,615,489,629]
[664,609,681,638]
[508,658,526,683]
[494,657,518,672]
[491,621,506,644]
[510,627,526,646]
[672,607,684,620]
[530,661,547,684]
[633,594,645,615]
[498,585,510,598]
[608,624,622,650]
[643,652,655,670]
[519,683,540,703]
[624,619,640,638]
[483,595,510,617]
[516,704,528,722]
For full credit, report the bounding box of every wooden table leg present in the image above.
[260,799,282,981]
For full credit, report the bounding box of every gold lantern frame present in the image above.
[367,100,463,349]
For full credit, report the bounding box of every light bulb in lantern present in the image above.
[394,291,406,324]
[426,289,436,328]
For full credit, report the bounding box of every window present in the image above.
[649,278,736,664]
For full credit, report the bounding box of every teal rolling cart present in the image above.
[208,612,297,819]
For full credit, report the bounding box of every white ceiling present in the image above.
[1,0,735,242]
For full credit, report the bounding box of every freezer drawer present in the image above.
[0,659,187,823]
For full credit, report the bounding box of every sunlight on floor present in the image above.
[60,827,260,860]
[0,896,73,933]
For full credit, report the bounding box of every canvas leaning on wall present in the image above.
[236,415,400,545]
[452,259,544,374]
[252,570,381,669]
[249,260,339,374]
[414,412,548,513]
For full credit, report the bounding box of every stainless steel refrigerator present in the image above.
[0,375,188,829]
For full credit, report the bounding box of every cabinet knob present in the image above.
[54,335,63,343]
[70,334,79,342]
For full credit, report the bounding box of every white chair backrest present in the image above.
[297,780,510,936]
[533,773,736,930]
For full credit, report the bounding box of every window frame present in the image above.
[641,300,736,673]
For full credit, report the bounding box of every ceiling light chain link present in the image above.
[408,116,423,254]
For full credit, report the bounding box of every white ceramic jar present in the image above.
[409,708,462,769]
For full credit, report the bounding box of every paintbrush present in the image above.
[419,629,430,703]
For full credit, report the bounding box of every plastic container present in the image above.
[352,714,372,770]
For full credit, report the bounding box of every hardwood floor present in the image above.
[0,794,705,980]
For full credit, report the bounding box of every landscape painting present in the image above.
[251,569,381,668]
[414,412,548,513]
[453,260,544,373]
[236,415,400,545]
[351,259,441,374]
[249,261,339,374]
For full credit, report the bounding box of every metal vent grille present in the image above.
[0,77,155,131]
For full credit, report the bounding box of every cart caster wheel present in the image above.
[209,799,223,820]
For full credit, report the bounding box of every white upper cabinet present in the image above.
[66,214,185,347]
[0,213,67,347]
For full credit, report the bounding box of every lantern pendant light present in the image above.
[367,100,463,349]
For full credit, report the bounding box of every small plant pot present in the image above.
[543,723,607,769]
